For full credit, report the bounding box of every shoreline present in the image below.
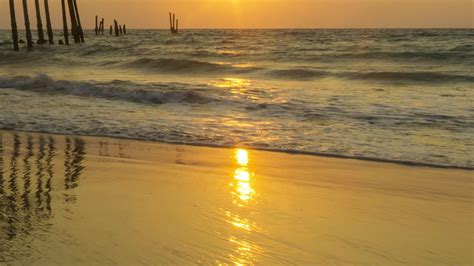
[2,129,472,171]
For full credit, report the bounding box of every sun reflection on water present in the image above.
[212,78,251,88]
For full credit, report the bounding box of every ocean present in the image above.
[0,29,473,169]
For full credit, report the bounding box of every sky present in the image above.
[0,0,472,29]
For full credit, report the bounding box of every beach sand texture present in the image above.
[0,130,472,265]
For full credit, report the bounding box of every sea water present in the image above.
[0,29,473,168]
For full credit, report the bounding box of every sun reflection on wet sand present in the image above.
[231,149,255,205]
[226,148,261,265]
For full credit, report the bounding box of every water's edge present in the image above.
[2,129,471,171]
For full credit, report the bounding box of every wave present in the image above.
[118,58,260,74]
[101,55,474,83]
[268,68,474,83]
[269,69,330,80]
[338,71,474,83]
[0,74,224,105]
[305,51,473,63]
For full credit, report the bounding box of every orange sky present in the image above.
[1,0,472,29]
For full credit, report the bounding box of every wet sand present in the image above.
[0,130,472,265]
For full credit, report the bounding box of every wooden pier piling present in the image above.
[123,24,126,35]
[34,0,46,44]
[44,0,54,44]
[110,25,113,35]
[169,13,172,31]
[119,24,123,35]
[22,0,33,49]
[101,18,105,35]
[95,15,98,35]
[9,0,19,51]
[61,0,69,45]
[169,12,179,34]
[114,20,119,36]
[98,19,102,35]
[67,0,79,43]
[73,0,85,42]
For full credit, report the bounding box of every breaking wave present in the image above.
[0,74,223,105]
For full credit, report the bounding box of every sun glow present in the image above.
[236,149,249,166]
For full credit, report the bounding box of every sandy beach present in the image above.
[0,130,472,265]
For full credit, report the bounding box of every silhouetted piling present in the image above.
[67,0,79,43]
[34,0,46,44]
[123,24,127,35]
[119,25,123,35]
[169,13,172,31]
[44,0,54,44]
[95,15,98,35]
[110,25,113,35]
[114,20,119,36]
[73,0,84,42]
[169,12,179,34]
[101,19,105,35]
[61,0,69,45]
[22,0,33,49]
[9,0,19,51]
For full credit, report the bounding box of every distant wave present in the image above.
[101,56,474,83]
[0,74,223,105]
[310,51,473,63]
[118,58,260,74]
[268,68,474,83]
[268,69,330,80]
[337,71,474,83]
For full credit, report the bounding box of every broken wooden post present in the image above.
[9,0,19,51]
[109,25,113,35]
[95,15,98,35]
[61,0,69,45]
[44,0,54,44]
[101,18,105,35]
[119,25,123,35]
[34,0,46,44]
[73,0,84,42]
[176,19,178,33]
[22,0,33,49]
[123,24,126,35]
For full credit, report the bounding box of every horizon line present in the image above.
[0,27,472,30]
